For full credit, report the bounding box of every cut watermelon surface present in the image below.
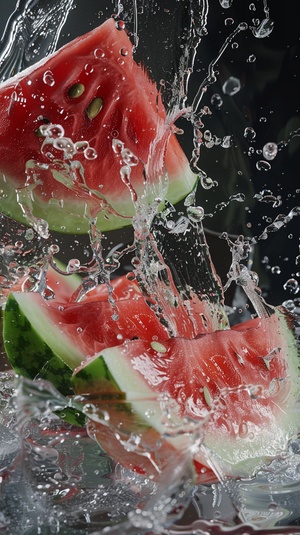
[0,18,196,233]
[74,308,300,479]
[3,266,300,482]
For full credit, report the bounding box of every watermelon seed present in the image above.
[67,83,85,99]
[86,97,103,119]
[203,386,212,406]
[150,341,167,353]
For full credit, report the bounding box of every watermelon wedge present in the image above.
[0,18,196,233]
[2,271,222,394]
[73,308,300,480]
[3,263,300,481]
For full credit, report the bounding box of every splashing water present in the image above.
[0,0,300,534]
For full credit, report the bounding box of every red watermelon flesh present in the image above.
[73,307,300,480]
[0,18,197,233]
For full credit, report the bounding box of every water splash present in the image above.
[0,0,74,82]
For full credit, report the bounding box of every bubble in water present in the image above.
[256,160,271,171]
[247,54,256,63]
[244,127,256,141]
[252,18,274,38]
[43,69,55,86]
[45,124,65,139]
[271,266,281,275]
[222,76,241,96]
[263,142,278,161]
[211,93,223,109]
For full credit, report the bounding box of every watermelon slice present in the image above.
[0,18,196,233]
[72,308,300,481]
[2,271,222,393]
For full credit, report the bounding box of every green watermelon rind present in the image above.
[3,292,84,395]
[0,166,197,234]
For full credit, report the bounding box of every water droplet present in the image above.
[120,46,128,56]
[221,135,233,148]
[222,76,241,96]
[94,48,105,59]
[283,278,299,294]
[256,160,271,171]
[84,147,98,160]
[252,18,274,38]
[219,0,233,8]
[116,20,125,30]
[211,93,223,108]
[112,138,124,154]
[48,244,60,255]
[74,140,89,153]
[244,127,256,141]
[187,205,205,223]
[42,70,55,86]
[224,17,234,26]
[67,258,80,272]
[263,142,278,161]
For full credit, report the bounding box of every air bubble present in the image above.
[271,266,281,275]
[222,76,241,96]
[120,46,128,56]
[247,54,256,63]
[262,142,278,161]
